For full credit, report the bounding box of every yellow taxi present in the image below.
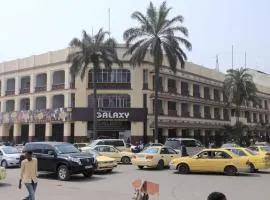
[131,146,179,170]
[89,150,117,173]
[249,145,270,156]
[224,147,270,172]
[83,145,134,164]
[169,149,250,175]
[0,166,6,181]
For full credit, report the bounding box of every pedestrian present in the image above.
[181,145,189,157]
[19,151,38,200]
[207,192,227,200]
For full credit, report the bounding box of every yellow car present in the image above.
[169,149,250,176]
[89,150,117,173]
[83,145,134,164]
[224,147,270,172]
[131,146,179,170]
[249,145,270,156]
[0,166,6,181]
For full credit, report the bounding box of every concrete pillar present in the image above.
[200,85,204,98]
[1,78,6,96]
[65,68,70,89]
[46,95,52,109]
[147,97,153,115]
[220,108,224,120]
[162,128,168,137]
[64,93,71,108]
[189,103,194,117]
[190,129,194,137]
[131,122,144,144]
[177,102,181,116]
[14,123,21,144]
[163,77,168,92]
[163,100,168,115]
[176,128,182,137]
[45,123,52,141]
[188,82,193,96]
[220,91,224,101]
[1,100,6,112]
[250,112,254,123]
[210,106,214,119]
[64,122,71,142]
[47,71,52,91]
[30,96,36,110]
[30,74,36,93]
[15,99,20,111]
[177,80,181,94]
[74,121,88,142]
[0,125,8,141]
[200,105,205,118]
[29,123,35,142]
[210,87,214,100]
[15,76,20,95]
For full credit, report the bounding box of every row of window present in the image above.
[88,69,130,83]
[88,94,130,108]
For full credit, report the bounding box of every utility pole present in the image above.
[215,54,219,72]
[244,51,247,68]
[231,45,234,69]
[108,8,111,37]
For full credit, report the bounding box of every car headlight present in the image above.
[68,157,82,165]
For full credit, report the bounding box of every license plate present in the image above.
[85,166,92,169]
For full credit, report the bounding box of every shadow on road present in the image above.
[94,171,121,176]
[0,183,12,188]
[256,171,270,174]
[38,173,105,182]
[172,171,260,177]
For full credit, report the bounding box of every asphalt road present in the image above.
[0,165,269,200]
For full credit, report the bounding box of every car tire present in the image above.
[138,166,144,169]
[177,163,189,174]
[1,160,8,168]
[57,165,70,181]
[156,160,164,170]
[249,163,257,173]
[83,170,93,178]
[107,169,113,173]
[121,156,131,164]
[224,166,237,176]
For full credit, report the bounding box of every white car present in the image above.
[0,146,21,168]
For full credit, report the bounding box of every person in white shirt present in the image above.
[20,151,38,200]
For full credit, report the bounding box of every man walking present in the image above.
[20,151,38,200]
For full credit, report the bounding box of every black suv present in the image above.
[21,142,96,181]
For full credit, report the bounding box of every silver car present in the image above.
[0,146,21,168]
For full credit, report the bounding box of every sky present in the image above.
[0,0,269,73]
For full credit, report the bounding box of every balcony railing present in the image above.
[194,112,201,118]
[168,87,177,94]
[214,114,221,120]
[168,109,178,116]
[88,82,131,89]
[181,112,190,117]
[204,93,211,100]
[20,88,30,94]
[52,83,65,90]
[193,92,201,98]
[153,109,164,115]
[35,86,46,92]
[5,90,15,96]
[181,90,189,97]
[205,113,212,119]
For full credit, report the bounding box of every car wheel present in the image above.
[249,163,257,173]
[57,165,70,181]
[224,166,237,176]
[1,160,8,168]
[83,170,93,178]
[107,169,113,173]
[156,160,164,170]
[177,164,189,174]
[121,156,131,164]
[138,166,144,169]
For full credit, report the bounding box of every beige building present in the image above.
[0,45,269,145]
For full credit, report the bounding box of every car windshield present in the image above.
[88,140,100,148]
[141,148,159,154]
[54,144,80,154]
[245,148,257,155]
[222,143,239,148]
[261,146,270,152]
[89,150,101,156]
[164,140,180,149]
[2,147,19,154]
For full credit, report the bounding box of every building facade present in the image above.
[0,46,270,145]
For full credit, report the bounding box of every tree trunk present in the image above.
[92,63,98,140]
[154,65,160,143]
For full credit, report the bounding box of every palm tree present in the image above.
[123,1,192,142]
[223,67,258,124]
[67,29,121,140]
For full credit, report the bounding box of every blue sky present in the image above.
[0,0,269,73]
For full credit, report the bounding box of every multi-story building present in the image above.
[0,46,269,146]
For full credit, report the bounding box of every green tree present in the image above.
[67,29,121,140]
[123,1,192,142]
[223,68,258,123]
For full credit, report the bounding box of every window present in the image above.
[109,147,117,152]
[197,151,211,159]
[89,69,131,83]
[92,94,130,108]
[213,151,231,159]
[229,149,247,157]
[143,69,148,83]
[181,140,196,147]
[160,148,169,154]
[43,144,55,154]
[166,148,177,154]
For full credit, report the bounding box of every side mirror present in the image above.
[48,151,55,156]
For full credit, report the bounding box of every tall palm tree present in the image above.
[223,68,258,124]
[67,29,121,140]
[123,1,192,142]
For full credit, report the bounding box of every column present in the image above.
[64,93,71,108]
[15,99,20,111]
[162,128,168,138]
[15,76,20,95]
[65,68,70,89]
[1,100,6,112]
[64,122,71,142]
[14,123,21,144]
[0,125,8,141]
[162,100,168,115]
[47,71,52,91]
[176,128,182,137]
[74,121,88,143]
[190,129,195,137]
[45,123,52,141]
[177,102,181,116]
[30,74,36,93]
[29,123,35,142]
[1,78,6,96]
[200,105,205,118]
[220,91,224,102]
[210,88,214,100]
[250,112,254,123]
[189,103,194,117]
[188,82,193,96]
[177,80,181,94]
[163,77,168,92]
[30,96,36,110]
[200,85,204,98]
[220,108,224,120]
[46,94,52,109]
[147,97,153,115]
[201,129,206,145]
[131,122,144,144]
[210,106,214,119]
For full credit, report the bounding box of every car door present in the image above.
[165,147,179,166]
[208,151,232,172]
[160,148,170,165]
[108,146,122,162]
[191,150,212,172]
[40,144,57,172]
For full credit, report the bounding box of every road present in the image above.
[0,165,269,200]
